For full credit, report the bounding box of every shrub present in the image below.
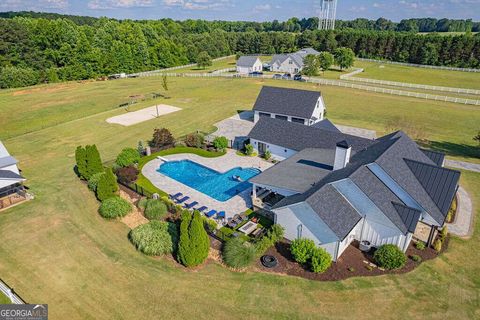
[415,241,426,251]
[223,238,256,269]
[184,133,204,148]
[130,221,178,256]
[254,224,284,255]
[177,211,210,267]
[75,146,88,179]
[88,172,105,191]
[137,198,148,209]
[245,144,254,156]
[440,226,448,240]
[290,238,316,264]
[116,148,140,167]
[96,168,119,201]
[410,255,422,263]
[310,247,332,273]
[85,145,103,179]
[137,141,145,156]
[433,239,442,252]
[152,128,175,149]
[203,217,218,233]
[116,165,139,184]
[213,136,228,151]
[263,150,271,160]
[374,244,406,270]
[348,267,355,272]
[144,199,168,220]
[98,196,132,219]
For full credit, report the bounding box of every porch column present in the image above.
[427,226,436,247]
[252,184,257,199]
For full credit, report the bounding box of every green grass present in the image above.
[0,292,10,304]
[0,76,479,318]
[355,60,480,89]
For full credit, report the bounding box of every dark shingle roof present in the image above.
[249,117,374,153]
[392,202,422,233]
[0,170,24,180]
[420,149,445,167]
[253,86,321,119]
[250,148,334,193]
[311,119,341,133]
[405,159,460,216]
[237,56,261,68]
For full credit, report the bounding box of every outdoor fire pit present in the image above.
[261,255,278,268]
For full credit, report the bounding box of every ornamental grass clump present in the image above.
[130,221,178,256]
[223,238,256,269]
[144,199,168,220]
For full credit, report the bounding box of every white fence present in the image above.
[357,58,480,73]
[129,55,235,77]
[0,279,25,304]
[155,72,480,106]
[211,67,236,74]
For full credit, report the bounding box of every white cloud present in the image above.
[162,0,231,11]
[0,0,68,10]
[88,0,154,10]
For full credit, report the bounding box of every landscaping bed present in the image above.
[255,239,447,281]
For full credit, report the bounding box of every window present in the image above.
[291,117,305,124]
[259,112,271,118]
[275,115,288,121]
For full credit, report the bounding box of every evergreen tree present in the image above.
[85,145,103,179]
[96,168,118,201]
[178,211,209,267]
[75,146,88,179]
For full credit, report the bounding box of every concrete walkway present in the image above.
[447,186,474,238]
[445,159,480,173]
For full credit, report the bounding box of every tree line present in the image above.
[0,16,479,89]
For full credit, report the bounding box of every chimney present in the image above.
[333,140,351,170]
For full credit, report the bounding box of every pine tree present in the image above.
[75,146,87,179]
[96,168,118,201]
[86,145,103,179]
[178,211,209,267]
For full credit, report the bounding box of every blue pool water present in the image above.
[158,160,261,202]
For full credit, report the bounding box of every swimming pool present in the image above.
[158,160,261,202]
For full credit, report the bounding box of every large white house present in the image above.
[247,89,459,262]
[236,56,263,74]
[0,141,27,209]
[252,86,326,126]
[270,48,320,74]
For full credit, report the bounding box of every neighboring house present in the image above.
[270,48,320,74]
[248,120,460,262]
[236,56,263,74]
[0,141,27,210]
[252,86,326,126]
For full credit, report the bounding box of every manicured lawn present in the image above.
[0,76,479,318]
[0,292,10,304]
[354,60,480,89]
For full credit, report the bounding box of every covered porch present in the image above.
[0,184,29,211]
[252,184,287,211]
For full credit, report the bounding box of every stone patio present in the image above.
[142,150,273,221]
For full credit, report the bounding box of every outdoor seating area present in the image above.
[170,192,227,223]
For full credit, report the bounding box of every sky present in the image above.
[0,0,479,21]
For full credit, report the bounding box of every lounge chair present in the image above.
[205,210,217,218]
[176,196,190,204]
[216,211,226,219]
[196,206,208,212]
[185,201,199,209]
[170,192,183,200]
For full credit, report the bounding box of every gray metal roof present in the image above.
[249,116,374,152]
[0,170,24,180]
[296,48,320,57]
[405,159,460,216]
[237,56,261,68]
[420,149,445,167]
[250,148,334,193]
[392,202,422,233]
[0,156,18,168]
[253,86,321,119]
[311,119,341,133]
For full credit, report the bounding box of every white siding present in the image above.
[250,138,297,161]
[311,97,326,123]
[359,219,410,252]
[271,57,301,74]
[253,111,308,125]
[236,59,262,74]
[273,203,340,260]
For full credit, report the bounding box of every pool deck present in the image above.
[142,150,273,220]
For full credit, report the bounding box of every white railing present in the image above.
[211,67,236,74]
[357,58,480,73]
[0,279,25,304]
[129,55,235,77]
[154,72,480,106]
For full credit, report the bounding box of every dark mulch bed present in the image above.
[255,239,448,281]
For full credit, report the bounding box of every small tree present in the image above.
[178,211,210,267]
[96,168,119,201]
[75,146,88,179]
[310,247,332,273]
[85,145,103,179]
[213,136,228,151]
[162,74,168,92]
[116,165,139,184]
[334,47,355,70]
[152,128,175,149]
[290,238,316,264]
[197,51,212,69]
[116,148,140,167]
[302,54,320,76]
[318,51,334,73]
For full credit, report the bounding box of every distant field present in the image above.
[170,56,272,74]
[355,60,480,89]
[0,76,479,319]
